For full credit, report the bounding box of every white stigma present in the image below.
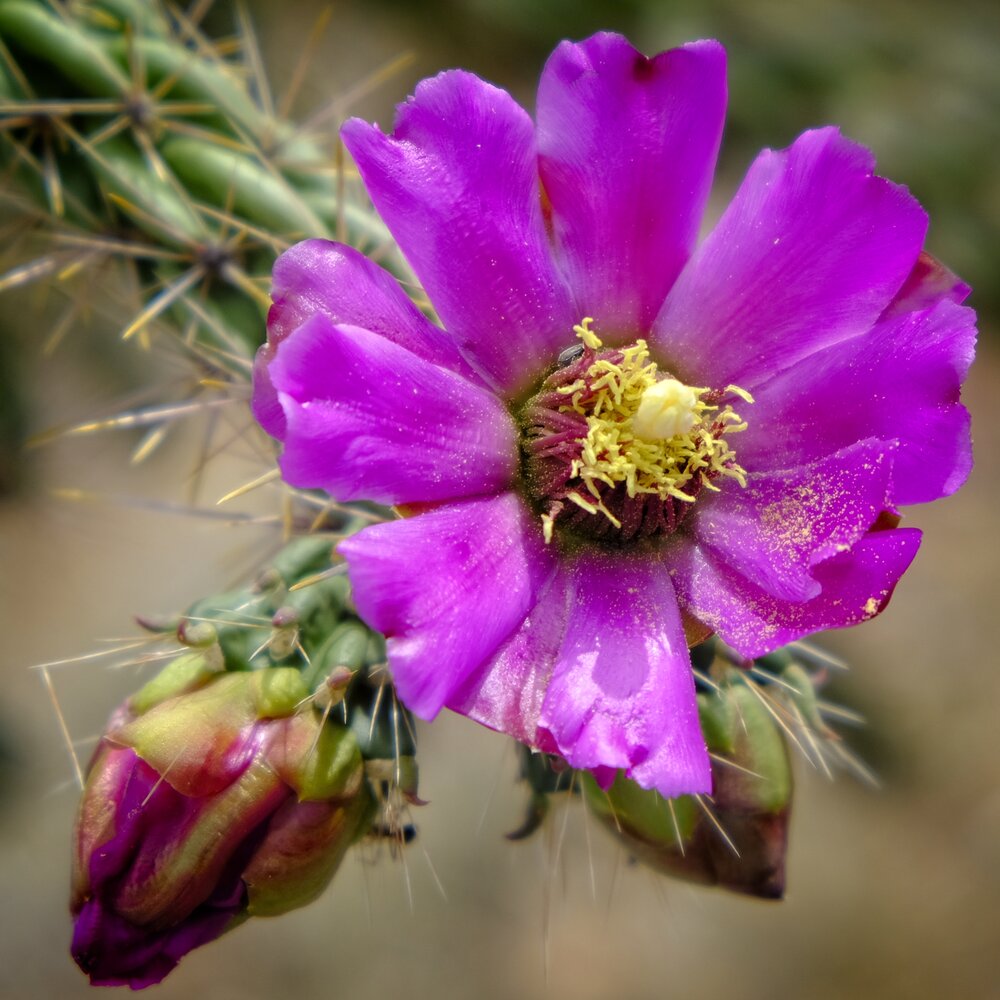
[632,378,700,441]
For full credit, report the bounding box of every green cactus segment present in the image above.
[80,0,173,37]
[0,0,402,382]
[248,667,309,718]
[285,722,366,804]
[581,770,699,847]
[780,661,827,732]
[285,576,352,648]
[127,647,222,715]
[700,678,792,813]
[73,133,206,245]
[177,538,354,673]
[263,535,335,583]
[582,670,793,855]
[119,533,420,853]
[578,661,794,899]
[694,684,738,756]
[0,50,21,99]
[159,136,330,240]
[105,34,267,135]
[0,1,129,98]
[303,620,370,692]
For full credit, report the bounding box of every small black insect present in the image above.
[556,342,585,368]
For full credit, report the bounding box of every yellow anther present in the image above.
[541,512,555,545]
[573,317,602,351]
[534,321,752,537]
[724,384,756,404]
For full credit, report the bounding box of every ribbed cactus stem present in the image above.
[0,0,401,360]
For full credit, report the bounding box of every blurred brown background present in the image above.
[2,0,999,997]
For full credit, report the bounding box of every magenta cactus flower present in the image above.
[71,665,372,989]
[253,33,975,799]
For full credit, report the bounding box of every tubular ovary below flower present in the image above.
[583,667,792,899]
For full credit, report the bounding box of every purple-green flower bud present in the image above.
[583,668,792,899]
[70,664,373,988]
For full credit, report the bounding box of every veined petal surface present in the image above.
[653,127,927,389]
[537,35,726,337]
[255,239,479,438]
[671,528,922,659]
[340,494,556,719]
[342,71,575,395]
[269,315,518,504]
[738,299,975,505]
[448,571,571,746]
[537,554,711,798]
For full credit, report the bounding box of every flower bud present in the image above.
[70,665,373,988]
[583,667,792,899]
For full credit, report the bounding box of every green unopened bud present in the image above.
[584,668,792,899]
[126,647,222,716]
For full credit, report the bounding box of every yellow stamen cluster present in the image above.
[552,319,751,532]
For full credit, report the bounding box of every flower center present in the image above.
[520,319,752,546]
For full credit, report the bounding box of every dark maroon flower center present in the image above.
[517,321,750,547]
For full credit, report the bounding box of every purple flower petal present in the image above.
[341,72,576,395]
[255,240,480,439]
[653,127,927,390]
[537,35,726,337]
[339,494,556,718]
[252,351,287,441]
[671,527,922,659]
[269,314,518,504]
[536,554,711,798]
[72,889,242,989]
[738,298,975,505]
[882,249,971,318]
[693,439,895,602]
[447,570,571,745]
